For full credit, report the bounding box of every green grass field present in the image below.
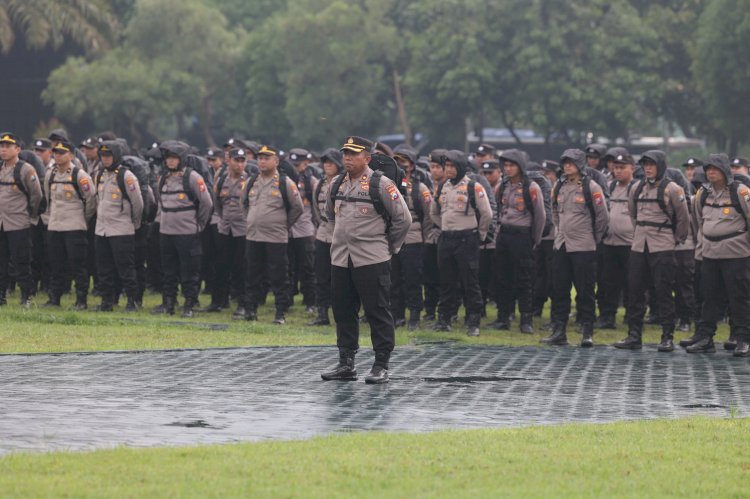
[0,290,728,354]
[1,417,748,498]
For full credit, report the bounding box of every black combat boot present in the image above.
[307,307,330,326]
[321,348,358,381]
[42,294,61,308]
[394,316,406,328]
[488,312,510,330]
[407,309,420,331]
[614,327,643,350]
[124,296,137,313]
[422,307,436,322]
[150,296,175,315]
[686,335,715,354]
[733,340,750,357]
[0,293,6,306]
[19,290,31,309]
[519,313,534,334]
[580,322,594,348]
[540,323,568,346]
[232,306,246,321]
[244,308,258,321]
[657,325,675,352]
[201,302,223,313]
[466,314,480,337]
[432,316,451,332]
[365,351,391,384]
[677,318,691,333]
[594,314,616,329]
[679,333,702,348]
[71,293,87,311]
[181,298,196,318]
[724,330,738,351]
[272,310,285,325]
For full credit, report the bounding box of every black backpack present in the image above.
[122,156,156,223]
[0,160,38,214]
[242,171,291,212]
[47,166,84,207]
[632,178,676,233]
[551,175,597,238]
[370,153,408,197]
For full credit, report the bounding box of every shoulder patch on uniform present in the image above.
[80,177,90,192]
[421,190,432,204]
[197,177,206,193]
[126,177,137,192]
[593,191,604,206]
[386,184,399,201]
[741,187,750,202]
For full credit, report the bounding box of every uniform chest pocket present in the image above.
[453,194,468,212]
[354,201,374,218]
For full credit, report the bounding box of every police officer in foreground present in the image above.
[152,141,213,318]
[682,154,750,356]
[615,150,689,351]
[543,149,609,347]
[242,145,303,325]
[93,141,143,312]
[44,139,97,309]
[430,150,493,336]
[321,136,411,384]
[0,133,43,307]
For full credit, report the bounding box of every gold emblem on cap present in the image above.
[1,134,15,143]
[347,138,354,144]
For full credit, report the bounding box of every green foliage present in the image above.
[0,0,119,54]
[693,0,750,152]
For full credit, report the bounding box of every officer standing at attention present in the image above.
[321,136,411,384]
[429,150,493,336]
[308,148,343,326]
[242,145,303,325]
[209,147,249,319]
[543,149,609,347]
[152,141,213,318]
[422,149,448,322]
[682,154,750,356]
[615,150,689,351]
[494,149,546,333]
[94,141,144,312]
[287,148,318,313]
[0,132,43,307]
[597,151,636,329]
[43,139,97,309]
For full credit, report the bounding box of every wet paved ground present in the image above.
[1,343,749,454]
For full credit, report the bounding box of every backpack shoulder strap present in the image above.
[467,179,476,215]
[582,176,597,236]
[434,181,445,211]
[303,170,313,203]
[242,172,259,208]
[314,174,325,204]
[410,178,423,222]
[13,160,28,199]
[522,177,533,214]
[116,168,130,204]
[71,166,83,201]
[279,173,291,212]
[551,179,562,209]
[609,179,617,195]
[369,170,385,216]
[182,167,197,205]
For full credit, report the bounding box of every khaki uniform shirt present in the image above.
[314,176,335,244]
[429,176,492,240]
[424,182,442,245]
[628,179,689,253]
[695,185,750,259]
[158,169,214,235]
[0,160,43,231]
[325,167,411,268]
[95,168,143,237]
[44,165,97,232]
[215,173,247,237]
[553,177,609,252]
[405,180,436,246]
[290,175,318,239]
[603,181,635,247]
[498,179,546,246]
[244,172,303,244]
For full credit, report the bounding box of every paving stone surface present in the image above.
[1,343,749,454]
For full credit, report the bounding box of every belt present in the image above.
[440,229,478,239]
[636,220,673,229]
[704,231,747,242]
[500,225,531,234]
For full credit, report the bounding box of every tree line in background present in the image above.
[2,0,750,154]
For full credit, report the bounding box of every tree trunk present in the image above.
[392,68,412,146]
[200,97,217,148]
